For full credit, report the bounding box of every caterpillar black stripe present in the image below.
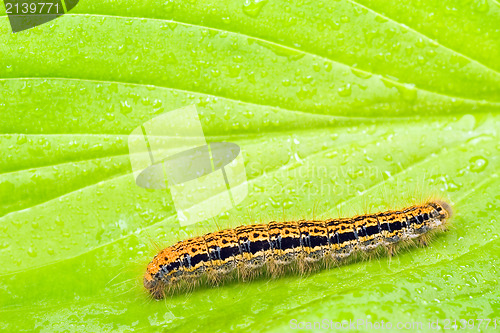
[144,200,452,299]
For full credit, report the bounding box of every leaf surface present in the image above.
[0,1,499,331]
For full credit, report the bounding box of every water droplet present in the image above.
[55,216,64,226]
[117,44,127,55]
[269,196,282,208]
[120,101,132,114]
[211,69,221,77]
[163,0,175,13]
[296,86,317,100]
[374,15,388,23]
[302,76,314,84]
[472,0,489,13]
[325,151,338,158]
[28,247,37,257]
[470,156,488,173]
[253,184,264,192]
[243,110,254,119]
[397,83,417,102]
[153,99,163,110]
[445,179,461,192]
[242,0,268,17]
[340,15,350,23]
[415,38,426,48]
[228,64,242,78]
[337,83,352,97]
[165,52,177,64]
[351,68,372,79]
[17,134,27,145]
[20,81,32,96]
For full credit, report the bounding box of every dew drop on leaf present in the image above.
[27,247,37,258]
[337,83,352,97]
[469,156,488,173]
[242,0,268,17]
[16,134,27,145]
[120,101,132,114]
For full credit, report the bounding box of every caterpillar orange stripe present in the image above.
[144,200,452,299]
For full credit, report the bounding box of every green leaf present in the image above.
[1,0,499,331]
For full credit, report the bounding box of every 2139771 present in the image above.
[5,2,62,14]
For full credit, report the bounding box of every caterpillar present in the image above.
[143,200,452,299]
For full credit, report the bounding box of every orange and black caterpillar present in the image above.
[144,200,452,299]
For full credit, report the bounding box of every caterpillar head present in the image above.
[433,200,453,220]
